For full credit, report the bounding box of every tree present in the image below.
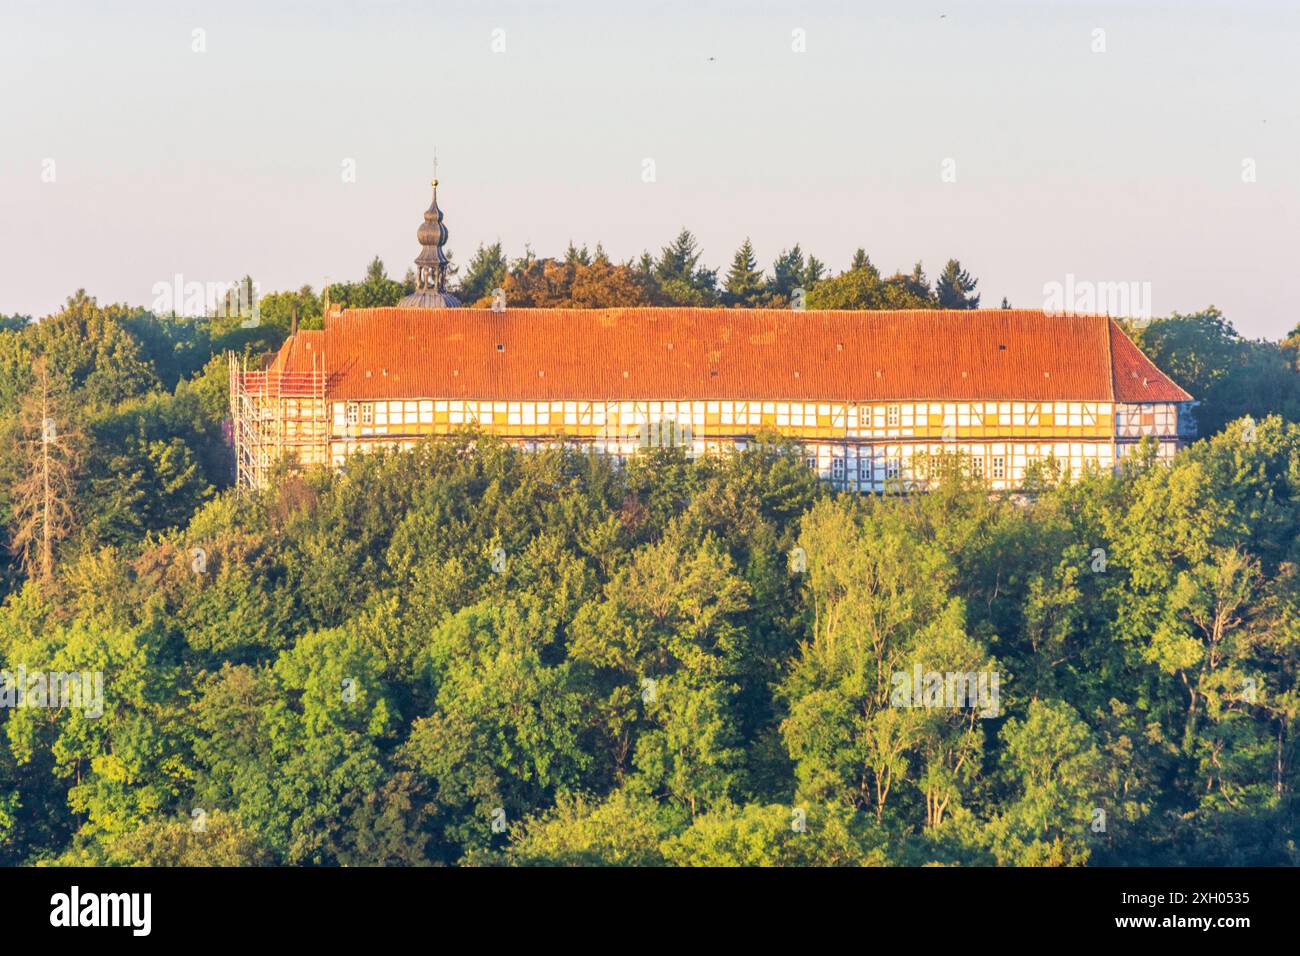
[31,291,158,407]
[457,242,507,305]
[806,269,886,309]
[655,230,718,306]
[496,257,574,308]
[805,261,936,310]
[630,673,745,817]
[935,259,980,309]
[10,360,81,581]
[327,258,408,310]
[256,285,323,333]
[990,700,1102,865]
[564,241,592,266]
[722,239,765,307]
[769,246,806,304]
[485,790,672,866]
[1134,308,1300,437]
[778,497,990,827]
[803,255,826,289]
[664,802,887,866]
[80,810,271,866]
[1284,323,1300,370]
[655,229,704,287]
[400,601,591,851]
[634,251,658,299]
[897,262,934,303]
[569,258,650,308]
[80,390,219,545]
[0,277,1297,869]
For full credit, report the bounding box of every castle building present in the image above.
[229,182,1194,492]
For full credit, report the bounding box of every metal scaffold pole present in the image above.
[228,352,328,492]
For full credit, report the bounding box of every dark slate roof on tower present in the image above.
[398,178,461,308]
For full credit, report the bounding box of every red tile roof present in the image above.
[1108,320,1193,402]
[267,307,1191,404]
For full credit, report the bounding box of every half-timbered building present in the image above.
[229,182,1194,491]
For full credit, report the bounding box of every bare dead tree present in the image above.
[10,359,81,581]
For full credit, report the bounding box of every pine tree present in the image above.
[907,262,933,303]
[803,255,826,289]
[849,248,876,274]
[935,258,981,309]
[723,239,765,307]
[655,229,717,305]
[633,251,662,303]
[769,245,806,302]
[655,229,705,287]
[457,242,507,304]
[635,251,656,280]
[564,242,591,266]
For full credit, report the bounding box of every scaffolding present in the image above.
[228,353,329,491]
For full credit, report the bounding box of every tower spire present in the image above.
[397,168,461,308]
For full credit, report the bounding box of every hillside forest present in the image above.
[2,235,1300,865]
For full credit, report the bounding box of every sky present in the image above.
[1,0,1297,338]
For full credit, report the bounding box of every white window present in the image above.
[346,402,359,425]
[831,458,846,482]
[361,403,374,425]
[971,455,984,479]
[887,404,900,427]
[991,456,1006,480]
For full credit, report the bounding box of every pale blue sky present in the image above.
[2,0,1297,337]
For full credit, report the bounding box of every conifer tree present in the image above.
[655,229,718,305]
[655,229,705,287]
[849,248,876,274]
[564,242,592,266]
[723,239,765,307]
[769,245,806,303]
[936,258,981,309]
[803,255,826,289]
[457,242,507,305]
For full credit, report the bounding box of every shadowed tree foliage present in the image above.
[1133,308,1300,437]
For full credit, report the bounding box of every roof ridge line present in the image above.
[1104,315,1117,403]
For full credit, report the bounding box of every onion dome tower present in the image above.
[397,177,461,308]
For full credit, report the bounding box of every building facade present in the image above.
[229,185,1194,492]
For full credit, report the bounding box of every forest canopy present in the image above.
[1,250,1299,866]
